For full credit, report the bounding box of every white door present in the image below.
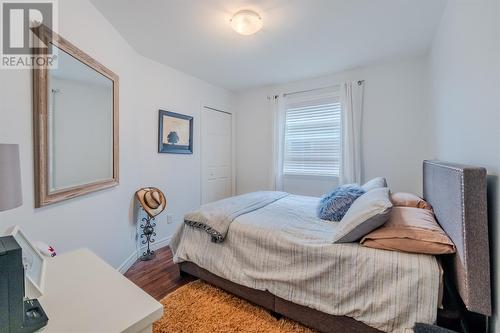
[201,107,233,204]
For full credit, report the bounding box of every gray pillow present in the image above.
[332,187,393,243]
[361,177,387,192]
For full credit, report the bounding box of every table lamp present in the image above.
[0,144,22,211]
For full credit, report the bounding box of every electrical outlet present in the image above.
[166,214,174,224]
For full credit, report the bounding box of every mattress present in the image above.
[171,194,441,333]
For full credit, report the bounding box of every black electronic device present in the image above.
[0,236,48,333]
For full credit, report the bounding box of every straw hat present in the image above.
[135,187,166,218]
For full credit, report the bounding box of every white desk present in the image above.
[39,249,163,333]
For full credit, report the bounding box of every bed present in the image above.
[170,161,491,333]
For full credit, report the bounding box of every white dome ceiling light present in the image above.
[230,10,263,35]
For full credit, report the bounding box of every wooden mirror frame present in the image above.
[33,26,119,207]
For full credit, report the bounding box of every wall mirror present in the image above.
[33,26,119,207]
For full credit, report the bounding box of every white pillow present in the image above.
[332,187,393,243]
[361,177,387,192]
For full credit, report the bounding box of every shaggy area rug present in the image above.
[153,280,316,333]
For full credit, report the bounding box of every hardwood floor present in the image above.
[124,246,196,301]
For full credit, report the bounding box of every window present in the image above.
[282,90,341,177]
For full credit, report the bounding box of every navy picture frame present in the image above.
[158,110,193,154]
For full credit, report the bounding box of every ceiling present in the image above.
[90,0,447,91]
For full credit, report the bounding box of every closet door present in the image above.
[201,107,233,204]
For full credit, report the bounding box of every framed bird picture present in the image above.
[158,110,193,154]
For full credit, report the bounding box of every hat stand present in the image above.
[139,210,156,261]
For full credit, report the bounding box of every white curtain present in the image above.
[340,81,364,185]
[270,95,285,191]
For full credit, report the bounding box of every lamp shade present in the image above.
[0,144,22,211]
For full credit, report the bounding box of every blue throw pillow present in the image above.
[317,184,366,222]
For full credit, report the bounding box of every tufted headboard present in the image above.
[423,160,491,316]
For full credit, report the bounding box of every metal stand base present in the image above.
[140,251,155,261]
[139,213,156,261]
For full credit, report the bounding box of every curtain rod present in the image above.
[268,80,365,100]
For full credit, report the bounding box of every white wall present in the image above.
[428,0,500,329]
[235,56,432,196]
[0,0,234,270]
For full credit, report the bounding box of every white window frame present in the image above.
[281,86,342,180]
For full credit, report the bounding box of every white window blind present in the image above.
[283,89,341,177]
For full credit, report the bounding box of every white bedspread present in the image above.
[171,194,440,333]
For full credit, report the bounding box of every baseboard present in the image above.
[118,236,172,274]
[118,250,139,274]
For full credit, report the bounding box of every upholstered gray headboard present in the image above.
[423,160,491,316]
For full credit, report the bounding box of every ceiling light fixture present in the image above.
[230,10,263,36]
